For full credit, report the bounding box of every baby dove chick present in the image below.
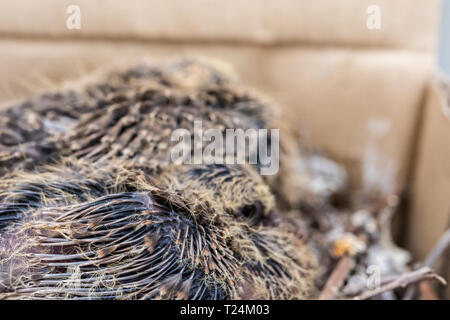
[0,58,318,300]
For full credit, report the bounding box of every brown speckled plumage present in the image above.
[0,58,319,300]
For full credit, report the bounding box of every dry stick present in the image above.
[318,256,356,300]
[318,221,373,300]
[353,266,447,300]
[403,227,450,300]
[319,194,397,300]
[342,273,407,296]
[424,229,450,268]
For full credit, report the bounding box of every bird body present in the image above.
[0,58,318,299]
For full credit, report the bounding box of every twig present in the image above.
[403,228,450,299]
[342,273,406,296]
[319,256,355,300]
[424,229,450,268]
[353,266,446,300]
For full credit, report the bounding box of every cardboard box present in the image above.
[407,83,450,296]
[0,0,439,50]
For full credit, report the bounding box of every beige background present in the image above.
[0,0,439,49]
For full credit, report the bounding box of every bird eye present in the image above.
[239,201,264,226]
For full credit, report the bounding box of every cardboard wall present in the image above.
[0,0,439,50]
[407,84,450,296]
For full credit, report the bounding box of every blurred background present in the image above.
[0,0,448,295]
